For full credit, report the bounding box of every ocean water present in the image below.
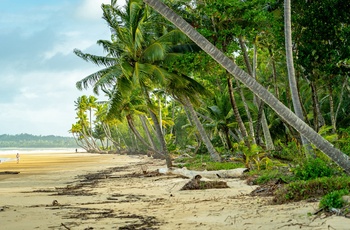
[0,147,86,163]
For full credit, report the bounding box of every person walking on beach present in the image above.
[16,153,20,164]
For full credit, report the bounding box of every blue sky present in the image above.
[0,0,125,136]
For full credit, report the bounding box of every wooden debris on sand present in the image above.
[180,175,229,190]
[0,171,20,174]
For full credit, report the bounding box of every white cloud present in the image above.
[0,1,118,136]
[0,68,105,136]
[76,0,111,21]
[42,31,94,60]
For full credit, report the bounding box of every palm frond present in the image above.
[142,41,167,62]
[76,67,112,91]
[139,63,170,86]
[157,29,188,44]
[74,49,116,67]
[96,40,124,58]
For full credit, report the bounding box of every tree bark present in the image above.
[143,0,350,173]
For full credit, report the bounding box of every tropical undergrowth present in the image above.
[172,137,350,213]
[174,153,245,170]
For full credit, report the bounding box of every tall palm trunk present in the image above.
[328,85,336,133]
[240,37,274,150]
[252,42,275,150]
[310,80,325,131]
[335,77,348,128]
[181,95,221,162]
[139,114,158,150]
[237,38,256,143]
[143,88,172,167]
[143,0,350,173]
[227,75,250,149]
[233,77,256,145]
[268,48,279,99]
[183,108,202,154]
[284,0,312,155]
[126,114,160,154]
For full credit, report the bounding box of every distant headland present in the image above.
[0,133,78,148]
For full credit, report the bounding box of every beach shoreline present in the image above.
[1,152,350,229]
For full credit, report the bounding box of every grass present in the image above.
[247,168,295,185]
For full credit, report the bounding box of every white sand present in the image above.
[0,152,349,229]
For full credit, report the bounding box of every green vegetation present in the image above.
[174,153,245,171]
[69,0,350,214]
[292,157,337,181]
[319,189,350,211]
[0,134,78,148]
[249,169,295,185]
[274,177,350,204]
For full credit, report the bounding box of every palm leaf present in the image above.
[74,49,116,67]
[142,41,168,62]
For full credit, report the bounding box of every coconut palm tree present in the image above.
[74,0,197,167]
[143,0,350,173]
[284,0,312,155]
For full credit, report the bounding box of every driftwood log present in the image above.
[180,175,229,190]
[0,171,20,175]
[158,167,248,179]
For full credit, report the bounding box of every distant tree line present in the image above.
[0,134,78,148]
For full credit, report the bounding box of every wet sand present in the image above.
[0,152,349,229]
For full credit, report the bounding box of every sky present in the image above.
[0,0,126,137]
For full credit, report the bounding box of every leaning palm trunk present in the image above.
[181,95,221,162]
[227,75,250,149]
[252,42,275,150]
[239,37,274,150]
[310,80,325,132]
[184,108,203,155]
[126,114,161,154]
[328,85,336,133]
[143,0,350,173]
[284,0,312,154]
[239,37,275,150]
[233,77,256,145]
[237,38,256,144]
[143,90,172,168]
[139,115,158,150]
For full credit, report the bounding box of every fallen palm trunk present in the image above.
[158,167,248,179]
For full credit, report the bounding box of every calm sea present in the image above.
[0,147,86,163]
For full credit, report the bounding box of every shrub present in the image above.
[319,189,350,210]
[252,169,294,185]
[292,157,334,180]
[273,176,350,204]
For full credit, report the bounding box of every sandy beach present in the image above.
[1,152,350,230]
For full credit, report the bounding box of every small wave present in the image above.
[0,158,15,163]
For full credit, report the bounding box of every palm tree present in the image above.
[71,96,100,152]
[143,0,350,173]
[75,0,192,167]
[284,0,312,155]
[166,71,222,161]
